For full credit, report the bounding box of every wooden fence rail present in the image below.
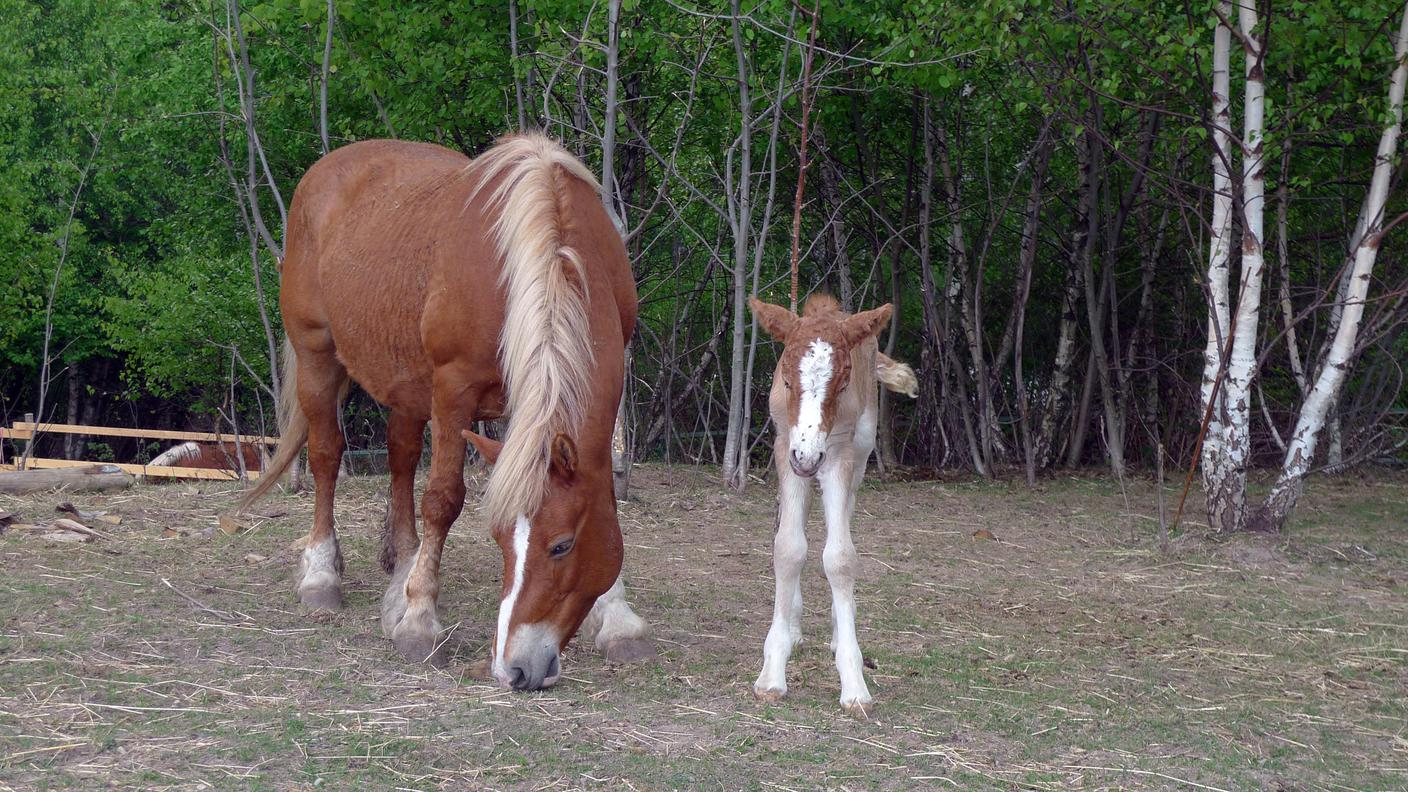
[0,416,277,481]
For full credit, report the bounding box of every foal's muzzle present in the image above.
[790,448,823,478]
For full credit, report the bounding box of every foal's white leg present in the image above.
[754,468,812,701]
[581,573,654,662]
[819,458,873,716]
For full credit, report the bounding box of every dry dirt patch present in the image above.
[1,465,1405,790]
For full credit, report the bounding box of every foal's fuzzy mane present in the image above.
[467,133,600,528]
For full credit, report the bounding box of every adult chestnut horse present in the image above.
[239,133,649,691]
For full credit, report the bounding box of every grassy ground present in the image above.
[1,463,1405,791]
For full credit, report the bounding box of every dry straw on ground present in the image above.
[1,465,1405,790]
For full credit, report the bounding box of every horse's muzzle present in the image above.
[506,651,561,691]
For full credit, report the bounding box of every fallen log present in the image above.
[0,464,134,494]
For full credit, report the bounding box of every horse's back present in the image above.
[282,140,475,414]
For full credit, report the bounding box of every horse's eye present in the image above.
[549,537,575,558]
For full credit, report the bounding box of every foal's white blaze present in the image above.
[492,514,532,686]
[791,340,834,470]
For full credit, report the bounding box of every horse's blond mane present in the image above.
[466,133,600,528]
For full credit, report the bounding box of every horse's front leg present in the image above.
[381,388,470,667]
[819,456,872,717]
[754,459,812,701]
[581,573,654,662]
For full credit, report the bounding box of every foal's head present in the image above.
[750,295,893,477]
[465,430,622,691]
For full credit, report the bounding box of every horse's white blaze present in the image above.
[791,340,834,467]
[493,514,532,684]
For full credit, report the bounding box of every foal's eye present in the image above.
[549,537,575,558]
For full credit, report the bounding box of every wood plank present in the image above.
[5,422,278,445]
[0,464,134,494]
[3,457,262,481]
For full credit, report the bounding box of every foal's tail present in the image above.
[876,352,919,398]
[236,337,308,513]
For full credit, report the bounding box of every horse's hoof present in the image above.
[841,698,874,719]
[600,637,656,663]
[393,631,448,668]
[298,584,343,613]
[753,686,787,703]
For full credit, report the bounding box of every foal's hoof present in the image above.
[841,698,875,720]
[600,637,656,664]
[393,630,449,668]
[298,584,343,613]
[753,686,787,703]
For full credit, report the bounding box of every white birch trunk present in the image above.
[1199,1,1235,495]
[722,1,753,491]
[1251,2,1408,532]
[1208,2,1267,533]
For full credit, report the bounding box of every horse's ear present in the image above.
[750,297,799,342]
[462,429,503,465]
[549,433,578,481]
[841,304,893,346]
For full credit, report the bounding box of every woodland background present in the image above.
[2,0,1406,533]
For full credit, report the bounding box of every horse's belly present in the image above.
[319,248,436,416]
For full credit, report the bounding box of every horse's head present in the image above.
[750,295,892,478]
[464,430,622,691]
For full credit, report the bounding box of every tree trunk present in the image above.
[1250,1,1408,532]
[1012,129,1053,486]
[721,0,753,491]
[1207,1,1266,533]
[1199,1,1236,495]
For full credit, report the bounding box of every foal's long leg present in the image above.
[295,345,350,612]
[754,461,812,701]
[384,377,472,666]
[819,457,873,716]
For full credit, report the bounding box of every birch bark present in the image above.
[1207,1,1267,533]
[1251,2,1408,532]
[1199,1,1235,496]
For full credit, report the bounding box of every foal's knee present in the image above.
[773,534,807,573]
[822,543,858,582]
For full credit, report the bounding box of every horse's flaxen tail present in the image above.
[236,337,308,513]
[876,352,919,398]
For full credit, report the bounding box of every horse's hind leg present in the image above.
[378,409,426,646]
[379,409,425,575]
[295,344,350,612]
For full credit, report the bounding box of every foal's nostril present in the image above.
[545,654,560,680]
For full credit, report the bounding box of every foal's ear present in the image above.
[841,304,893,346]
[462,430,504,465]
[749,297,799,341]
[549,433,578,481]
